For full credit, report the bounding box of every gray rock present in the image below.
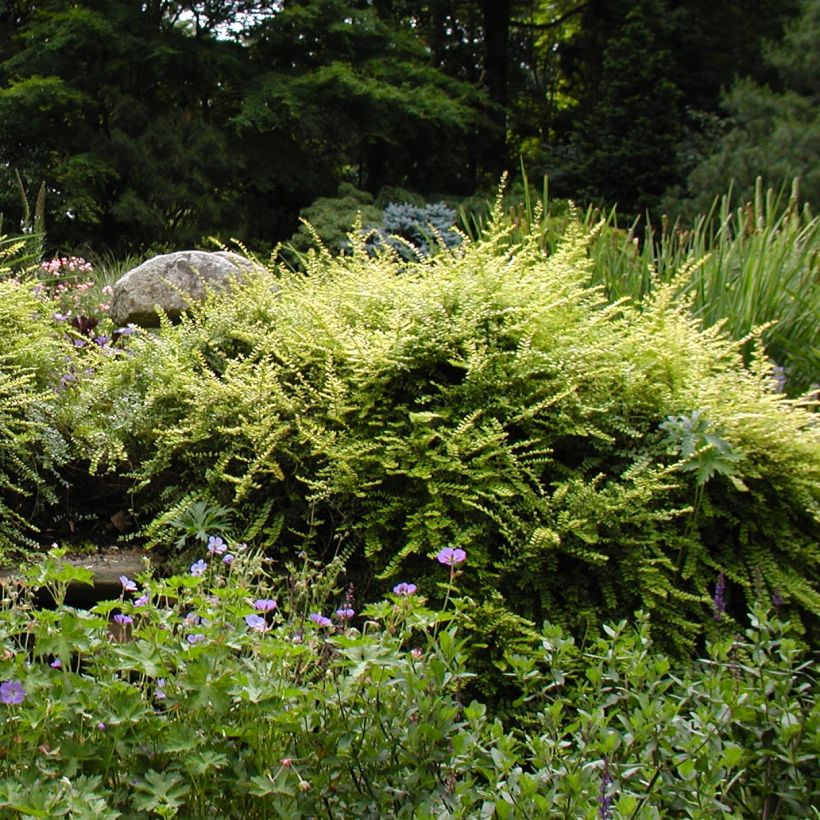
[110,250,261,327]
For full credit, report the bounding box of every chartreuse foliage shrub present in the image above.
[0,547,816,817]
[466,174,819,395]
[0,244,75,556]
[64,211,819,654]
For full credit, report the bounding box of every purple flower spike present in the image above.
[119,575,137,593]
[245,614,270,632]
[0,680,25,705]
[207,536,227,555]
[190,559,207,577]
[713,572,726,621]
[393,582,417,596]
[309,613,332,628]
[253,598,278,613]
[436,547,466,567]
[335,607,354,620]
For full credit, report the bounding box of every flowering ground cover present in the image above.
[0,545,816,817]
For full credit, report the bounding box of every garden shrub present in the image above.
[0,548,816,817]
[64,211,819,655]
[365,201,463,259]
[286,183,382,256]
[0,253,76,557]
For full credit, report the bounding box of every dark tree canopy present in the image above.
[0,0,809,253]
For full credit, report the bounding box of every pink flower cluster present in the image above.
[41,256,94,276]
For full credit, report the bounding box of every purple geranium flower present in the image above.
[309,613,332,628]
[113,614,133,626]
[119,575,137,593]
[50,659,62,669]
[335,607,354,620]
[222,553,234,566]
[436,547,466,567]
[245,614,270,632]
[393,582,417,596]
[186,633,206,644]
[0,680,25,705]
[134,594,150,607]
[253,599,278,613]
[207,536,227,555]
[190,559,207,577]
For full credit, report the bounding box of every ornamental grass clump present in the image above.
[64,207,819,654]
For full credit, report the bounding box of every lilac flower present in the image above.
[335,607,355,620]
[436,547,467,567]
[186,633,206,644]
[253,599,278,613]
[59,373,76,388]
[222,553,234,565]
[53,312,70,322]
[245,614,270,633]
[207,536,227,555]
[309,613,332,628]
[113,614,134,626]
[97,721,107,731]
[190,559,207,577]
[119,575,137,593]
[50,659,62,669]
[713,572,726,621]
[134,594,150,607]
[0,680,25,705]
[393,582,417,596]
[155,679,166,701]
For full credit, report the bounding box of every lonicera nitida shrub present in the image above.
[0,547,816,817]
[62,210,819,655]
[0,246,80,556]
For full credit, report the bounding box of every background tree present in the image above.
[676,0,819,211]
[0,0,810,252]
[234,0,483,244]
[0,0,247,253]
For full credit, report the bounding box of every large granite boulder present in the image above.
[110,250,261,327]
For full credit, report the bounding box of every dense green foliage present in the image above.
[466,175,819,395]
[0,549,816,817]
[0,0,812,253]
[0,246,73,553]
[47,216,819,656]
[676,0,820,213]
